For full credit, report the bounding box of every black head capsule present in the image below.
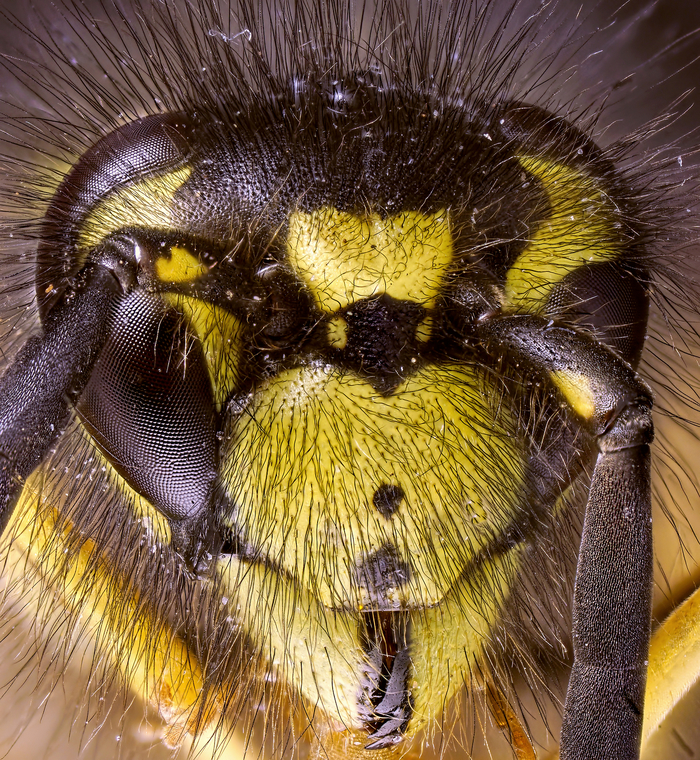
[0,3,682,756]
[1,73,656,755]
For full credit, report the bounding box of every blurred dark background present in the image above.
[0,0,699,138]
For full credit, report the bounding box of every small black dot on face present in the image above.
[372,484,405,518]
[355,544,412,594]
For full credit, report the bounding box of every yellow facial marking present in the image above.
[326,315,348,349]
[79,167,191,249]
[217,546,519,733]
[165,294,243,411]
[551,370,596,420]
[415,315,433,343]
[156,246,208,283]
[219,554,364,730]
[222,363,522,611]
[504,156,620,314]
[6,470,211,741]
[287,208,453,313]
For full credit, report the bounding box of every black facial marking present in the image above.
[355,544,412,603]
[372,484,405,519]
[340,294,426,393]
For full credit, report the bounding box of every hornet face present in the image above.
[0,2,698,759]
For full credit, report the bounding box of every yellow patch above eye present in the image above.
[78,167,192,249]
[156,246,208,283]
[326,315,348,349]
[164,294,243,412]
[550,370,596,420]
[415,315,433,343]
[287,208,453,314]
[504,156,620,314]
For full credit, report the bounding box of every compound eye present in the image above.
[546,262,649,366]
[36,114,221,538]
[38,113,193,316]
[77,289,217,524]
